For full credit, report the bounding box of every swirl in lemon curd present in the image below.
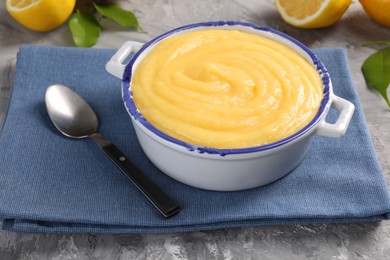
[131,30,323,149]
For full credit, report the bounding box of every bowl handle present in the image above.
[106,41,145,79]
[315,95,355,138]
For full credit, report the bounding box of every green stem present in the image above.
[363,41,390,47]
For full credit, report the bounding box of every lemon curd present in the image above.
[131,30,323,149]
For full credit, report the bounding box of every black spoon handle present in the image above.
[91,134,180,218]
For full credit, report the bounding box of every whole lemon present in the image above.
[6,0,76,32]
[360,0,390,27]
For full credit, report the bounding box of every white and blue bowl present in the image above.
[106,21,355,191]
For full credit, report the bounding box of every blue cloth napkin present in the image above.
[0,45,389,233]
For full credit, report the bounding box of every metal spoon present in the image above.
[45,84,180,218]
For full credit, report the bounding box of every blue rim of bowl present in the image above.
[122,21,331,156]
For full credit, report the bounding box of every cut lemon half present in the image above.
[6,0,76,32]
[274,0,352,29]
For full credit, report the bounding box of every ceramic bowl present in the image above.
[106,21,355,191]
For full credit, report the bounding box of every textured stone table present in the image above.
[1,0,390,259]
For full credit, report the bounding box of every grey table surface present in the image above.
[1,0,390,259]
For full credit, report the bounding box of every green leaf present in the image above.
[362,48,390,109]
[69,10,101,48]
[93,3,143,31]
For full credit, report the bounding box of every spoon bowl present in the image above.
[45,84,98,138]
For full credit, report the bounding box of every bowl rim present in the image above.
[121,21,331,155]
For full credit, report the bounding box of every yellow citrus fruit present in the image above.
[274,0,352,29]
[6,0,76,32]
[359,0,390,27]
